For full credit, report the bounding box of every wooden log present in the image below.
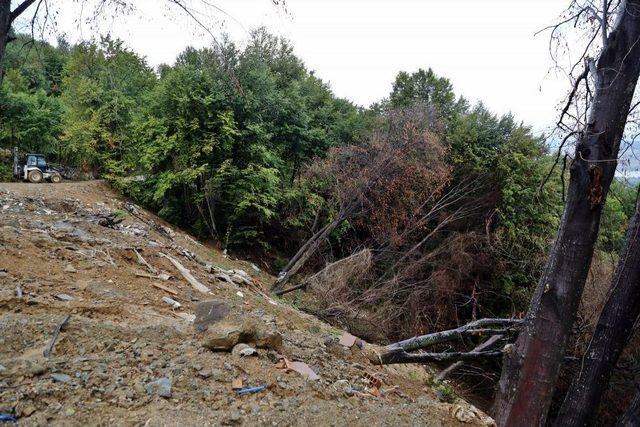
[135,271,156,279]
[133,248,156,274]
[44,314,71,358]
[372,348,503,365]
[151,282,179,296]
[159,252,210,294]
[435,334,504,382]
[386,318,521,352]
[274,282,307,296]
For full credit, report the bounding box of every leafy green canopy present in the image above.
[117,29,366,247]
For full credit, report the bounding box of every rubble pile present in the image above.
[0,181,494,426]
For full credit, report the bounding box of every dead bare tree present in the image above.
[494,1,640,425]
[554,188,640,426]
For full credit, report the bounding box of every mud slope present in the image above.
[0,181,494,426]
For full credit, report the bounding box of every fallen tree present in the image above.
[371,318,521,366]
[371,348,503,365]
[274,248,372,297]
[385,318,521,353]
[435,334,505,382]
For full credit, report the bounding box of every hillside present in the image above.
[0,180,494,426]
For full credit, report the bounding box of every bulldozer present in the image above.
[13,147,62,183]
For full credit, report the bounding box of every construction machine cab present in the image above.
[13,148,62,183]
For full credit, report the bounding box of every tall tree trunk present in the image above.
[0,0,10,86]
[555,190,640,426]
[0,0,37,87]
[493,2,640,425]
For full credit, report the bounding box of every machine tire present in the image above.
[50,173,62,183]
[28,170,43,183]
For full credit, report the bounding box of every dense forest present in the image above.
[1,19,639,424]
[2,29,634,328]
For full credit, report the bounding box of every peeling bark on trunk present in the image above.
[493,2,640,425]
[555,190,640,426]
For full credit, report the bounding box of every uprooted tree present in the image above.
[493,1,640,425]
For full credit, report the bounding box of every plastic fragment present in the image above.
[237,385,266,395]
[0,414,17,423]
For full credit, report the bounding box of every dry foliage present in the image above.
[301,106,493,341]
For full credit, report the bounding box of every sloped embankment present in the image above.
[0,180,494,426]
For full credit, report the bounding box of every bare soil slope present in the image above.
[0,181,494,426]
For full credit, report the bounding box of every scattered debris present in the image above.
[237,385,266,395]
[450,404,486,424]
[236,291,244,298]
[134,248,156,274]
[339,332,358,348]
[54,293,74,302]
[162,296,182,309]
[232,343,258,357]
[145,377,172,398]
[0,181,497,425]
[15,285,22,298]
[175,312,196,322]
[159,252,210,294]
[277,357,320,381]
[151,282,179,296]
[363,372,383,398]
[0,414,17,423]
[51,373,73,383]
[64,264,77,273]
[209,265,254,287]
[44,314,71,358]
[194,300,231,332]
[97,213,124,228]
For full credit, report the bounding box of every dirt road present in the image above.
[0,181,493,426]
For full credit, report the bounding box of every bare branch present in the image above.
[10,0,37,22]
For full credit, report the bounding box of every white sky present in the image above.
[18,0,572,133]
